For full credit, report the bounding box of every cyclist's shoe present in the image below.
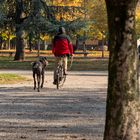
[64,72,68,75]
[53,80,57,85]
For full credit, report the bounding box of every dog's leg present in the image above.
[37,74,41,92]
[33,72,36,90]
[41,70,44,88]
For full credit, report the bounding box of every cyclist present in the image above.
[52,27,73,85]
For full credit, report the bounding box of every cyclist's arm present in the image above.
[66,35,74,56]
[69,42,74,56]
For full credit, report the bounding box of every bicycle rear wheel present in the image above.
[56,65,66,89]
[56,65,62,89]
[56,73,60,89]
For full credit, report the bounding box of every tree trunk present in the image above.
[104,1,140,140]
[37,39,40,57]
[44,40,48,50]
[14,30,25,61]
[14,0,26,61]
[8,32,10,50]
[102,39,104,58]
[0,37,3,50]
[29,32,33,52]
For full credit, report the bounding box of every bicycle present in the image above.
[56,62,66,89]
[55,56,73,89]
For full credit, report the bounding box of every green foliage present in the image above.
[0,0,108,41]
[81,0,108,40]
[0,1,7,28]
[0,32,15,40]
[21,0,86,39]
[1,33,8,40]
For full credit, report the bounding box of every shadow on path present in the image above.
[0,86,106,140]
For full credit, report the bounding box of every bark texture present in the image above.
[14,0,26,61]
[104,0,140,140]
[14,30,25,61]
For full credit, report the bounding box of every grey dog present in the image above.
[32,56,48,92]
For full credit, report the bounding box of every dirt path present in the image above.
[0,70,108,140]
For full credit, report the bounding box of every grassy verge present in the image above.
[0,73,29,84]
[0,56,109,71]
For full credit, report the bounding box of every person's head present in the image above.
[58,27,66,34]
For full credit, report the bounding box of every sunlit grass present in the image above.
[0,56,109,71]
[0,74,28,84]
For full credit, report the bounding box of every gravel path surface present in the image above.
[0,70,108,140]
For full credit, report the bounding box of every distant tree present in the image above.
[91,0,108,39]
[0,0,15,50]
[104,0,139,140]
[40,1,86,37]
[14,0,46,60]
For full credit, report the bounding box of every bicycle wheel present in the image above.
[59,66,66,88]
[60,72,66,86]
[56,65,66,89]
[56,74,60,89]
[56,65,62,89]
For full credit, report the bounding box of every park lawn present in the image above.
[69,58,108,71]
[0,56,109,71]
[0,73,29,84]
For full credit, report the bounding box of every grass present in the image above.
[0,55,108,84]
[0,56,109,71]
[0,73,28,84]
[70,58,108,71]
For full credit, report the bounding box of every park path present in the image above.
[0,70,108,140]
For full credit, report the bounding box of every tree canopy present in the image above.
[0,0,140,60]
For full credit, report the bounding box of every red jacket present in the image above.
[52,34,73,56]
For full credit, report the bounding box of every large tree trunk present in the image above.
[104,0,139,140]
[14,30,25,60]
[14,0,26,61]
